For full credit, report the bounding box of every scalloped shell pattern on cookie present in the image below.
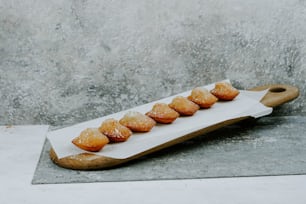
[119,111,156,132]
[72,128,109,152]
[169,96,200,116]
[188,87,218,108]
[99,118,132,142]
[146,103,179,124]
[210,81,240,101]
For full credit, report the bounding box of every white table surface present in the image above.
[1,125,306,204]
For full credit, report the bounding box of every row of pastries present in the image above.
[72,81,240,152]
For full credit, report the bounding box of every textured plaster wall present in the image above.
[0,0,305,126]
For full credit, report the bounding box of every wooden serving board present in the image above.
[50,84,299,170]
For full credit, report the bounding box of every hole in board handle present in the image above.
[269,87,286,93]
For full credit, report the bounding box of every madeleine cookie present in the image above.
[188,87,218,108]
[99,118,132,142]
[119,111,156,132]
[169,96,200,116]
[210,81,240,101]
[146,103,179,124]
[72,128,109,152]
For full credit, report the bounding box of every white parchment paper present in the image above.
[47,80,272,159]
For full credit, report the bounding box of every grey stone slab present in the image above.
[32,116,306,184]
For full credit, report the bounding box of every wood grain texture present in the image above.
[50,84,299,170]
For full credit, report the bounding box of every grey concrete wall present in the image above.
[0,0,305,126]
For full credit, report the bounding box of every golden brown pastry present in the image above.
[168,96,200,116]
[119,111,156,132]
[210,81,240,101]
[146,103,179,124]
[187,87,218,108]
[72,128,109,152]
[98,118,132,142]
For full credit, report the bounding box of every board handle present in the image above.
[249,84,299,108]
